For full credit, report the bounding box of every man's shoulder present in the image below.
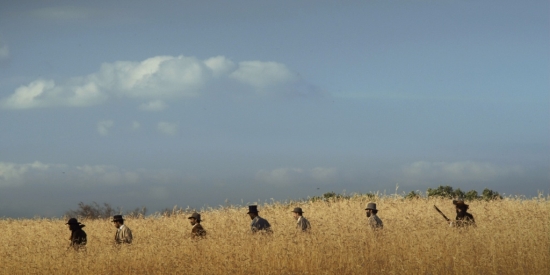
[194,224,205,230]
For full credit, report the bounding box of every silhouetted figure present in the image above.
[188,212,206,238]
[66,218,87,250]
[247,205,272,233]
[451,200,476,227]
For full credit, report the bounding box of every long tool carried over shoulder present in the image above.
[433,205,450,222]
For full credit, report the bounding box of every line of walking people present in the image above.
[67,200,473,250]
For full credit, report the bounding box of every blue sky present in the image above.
[0,1,548,217]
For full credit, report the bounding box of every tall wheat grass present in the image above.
[1,195,548,274]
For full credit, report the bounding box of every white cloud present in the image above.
[0,44,8,60]
[131,121,141,130]
[230,61,296,92]
[400,161,524,185]
[29,6,97,20]
[76,165,139,185]
[1,55,316,110]
[310,167,338,182]
[157,121,177,136]
[256,168,304,185]
[255,167,337,185]
[97,120,114,136]
[0,161,56,186]
[0,161,185,187]
[2,79,106,109]
[204,56,236,78]
[0,160,190,188]
[139,100,167,111]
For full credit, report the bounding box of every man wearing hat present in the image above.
[291,207,311,232]
[451,200,476,227]
[365,202,383,230]
[247,205,272,233]
[188,212,206,238]
[66,218,87,250]
[112,215,133,244]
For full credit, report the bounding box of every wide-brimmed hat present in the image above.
[111,215,124,222]
[365,202,377,210]
[291,207,304,214]
[188,212,201,222]
[247,205,259,214]
[66,218,81,225]
[453,200,469,208]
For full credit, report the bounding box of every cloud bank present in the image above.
[1,55,318,110]
[97,120,114,136]
[29,6,98,21]
[0,44,8,60]
[0,161,181,187]
[399,161,524,185]
[255,167,338,186]
[157,121,178,136]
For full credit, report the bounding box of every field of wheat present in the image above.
[1,195,548,275]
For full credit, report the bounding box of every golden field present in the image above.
[1,195,548,275]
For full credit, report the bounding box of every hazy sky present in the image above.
[0,1,548,217]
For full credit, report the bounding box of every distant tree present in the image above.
[405,191,421,199]
[482,188,502,200]
[66,202,148,219]
[65,202,116,220]
[427,185,455,199]
[308,191,352,202]
[453,188,465,199]
[426,186,502,201]
[126,206,148,218]
[464,190,479,201]
[364,192,376,200]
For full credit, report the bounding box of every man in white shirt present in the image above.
[112,215,133,244]
[365,203,383,230]
[291,207,311,232]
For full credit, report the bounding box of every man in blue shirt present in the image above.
[247,205,272,233]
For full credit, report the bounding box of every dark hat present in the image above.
[365,202,377,210]
[112,215,124,222]
[188,212,201,221]
[291,207,304,214]
[66,218,81,225]
[453,200,469,208]
[247,205,259,214]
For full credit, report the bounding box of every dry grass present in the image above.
[1,196,548,275]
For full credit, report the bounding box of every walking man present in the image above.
[247,205,272,233]
[365,202,383,230]
[188,212,206,238]
[451,200,476,227]
[291,207,311,232]
[112,215,133,244]
[66,218,87,250]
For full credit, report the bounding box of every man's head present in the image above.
[188,212,201,225]
[112,215,124,228]
[291,207,303,220]
[247,205,259,220]
[453,200,469,214]
[453,200,470,212]
[365,202,378,217]
[66,218,81,231]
